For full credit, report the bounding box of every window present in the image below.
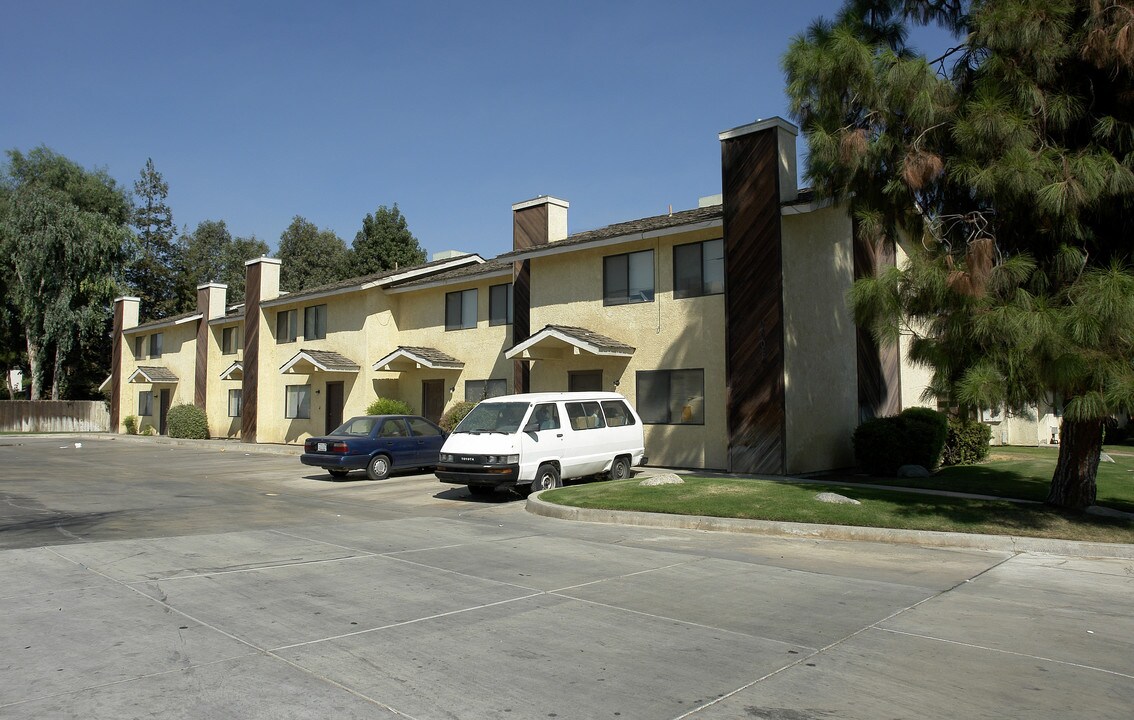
[601,400,636,427]
[222,326,241,355]
[636,369,705,425]
[276,309,297,343]
[304,304,327,340]
[568,370,602,392]
[138,391,153,416]
[445,288,477,330]
[603,249,654,305]
[377,418,407,437]
[530,403,561,431]
[464,378,508,402]
[489,283,512,326]
[674,238,725,298]
[134,336,145,360]
[228,389,242,417]
[566,401,607,431]
[285,384,311,418]
[407,417,443,437]
[149,333,163,359]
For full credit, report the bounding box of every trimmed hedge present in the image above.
[853,407,948,476]
[440,400,477,433]
[366,397,413,416]
[941,418,992,466]
[167,404,209,439]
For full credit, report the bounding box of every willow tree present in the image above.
[784,0,1134,509]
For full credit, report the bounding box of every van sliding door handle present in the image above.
[556,433,563,438]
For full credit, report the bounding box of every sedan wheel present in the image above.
[366,454,391,481]
[328,469,349,479]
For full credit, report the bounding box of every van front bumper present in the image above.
[435,463,522,487]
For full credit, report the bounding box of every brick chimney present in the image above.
[510,196,568,393]
[242,258,281,443]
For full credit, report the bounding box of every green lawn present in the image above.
[541,446,1134,544]
[832,445,1134,514]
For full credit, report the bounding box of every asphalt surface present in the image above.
[1,435,1131,719]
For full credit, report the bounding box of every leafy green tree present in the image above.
[0,147,132,400]
[278,215,349,291]
[784,0,1134,509]
[174,219,231,311]
[129,158,178,321]
[350,203,426,275]
[220,234,270,303]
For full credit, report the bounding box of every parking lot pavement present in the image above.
[2,437,1132,719]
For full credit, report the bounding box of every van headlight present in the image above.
[487,454,518,465]
[439,453,453,463]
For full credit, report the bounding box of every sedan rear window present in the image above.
[334,417,377,436]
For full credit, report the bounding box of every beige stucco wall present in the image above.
[206,320,243,438]
[256,289,390,444]
[781,206,858,473]
[120,320,199,434]
[393,277,514,416]
[527,227,728,469]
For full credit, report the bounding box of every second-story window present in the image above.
[222,326,241,355]
[149,333,163,358]
[134,336,145,360]
[304,304,327,340]
[674,238,725,298]
[445,288,477,331]
[489,283,512,326]
[603,249,654,305]
[276,309,297,343]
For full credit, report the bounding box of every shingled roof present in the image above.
[372,346,465,371]
[128,366,180,383]
[263,253,484,306]
[387,258,515,290]
[505,325,635,360]
[280,349,361,373]
[128,312,202,334]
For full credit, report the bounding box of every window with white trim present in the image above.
[276,309,297,343]
[603,249,654,305]
[228,389,242,417]
[489,283,512,326]
[445,288,477,330]
[222,326,241,355]
[636,369,704,425]
[138,391,153,416]
[149,333,163,358]
[304,304,327,340]
[673,238,725,298]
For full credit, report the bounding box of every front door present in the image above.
[325,381,344,433]
[158,389,171,435]
[422,379,444,423]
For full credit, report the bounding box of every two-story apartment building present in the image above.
[108,117,955,474]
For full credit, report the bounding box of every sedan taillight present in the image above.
[330,442,349,454]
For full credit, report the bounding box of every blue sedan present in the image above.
[301,415,447,480]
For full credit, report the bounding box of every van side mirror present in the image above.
[523,419,539,433]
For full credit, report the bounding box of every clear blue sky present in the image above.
[2,1,953,261]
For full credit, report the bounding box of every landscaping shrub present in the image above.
[852,407,948,476]
[900,407,948,469]
[366,397,413,416]
[166,403,210,439]
[440,400,477,432]
[123,415,138,435]
[942,418,992,466]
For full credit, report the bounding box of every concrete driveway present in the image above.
[1,436,1131,719]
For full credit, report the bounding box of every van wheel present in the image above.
[366,454,391,481]
[609,456,631,481]
[531,463,561,492]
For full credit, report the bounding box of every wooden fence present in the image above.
[0,400,111,433]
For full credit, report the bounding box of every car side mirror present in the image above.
[523,420,539,433]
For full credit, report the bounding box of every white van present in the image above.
[435,392,647,496]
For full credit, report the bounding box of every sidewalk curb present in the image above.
[43,433,305,456]
[525,494,1134,559]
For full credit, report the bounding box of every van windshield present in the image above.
[453,402,530,434]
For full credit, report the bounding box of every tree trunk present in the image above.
[25,335,41,401]
[51,344,64,401]
[1047,417,1102,510]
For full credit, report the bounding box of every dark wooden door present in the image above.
[158,389,171,435]
[325,381,344,433]
[422,379,444,423]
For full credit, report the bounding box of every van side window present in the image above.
[566,401,607,430]
[531,403,561,431]
[601,400,635,427]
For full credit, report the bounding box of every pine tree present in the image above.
[350,204,426,276]
[130,158,178,321]
[784,0,1134,509]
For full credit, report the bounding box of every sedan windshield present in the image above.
[454,402,530,434]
